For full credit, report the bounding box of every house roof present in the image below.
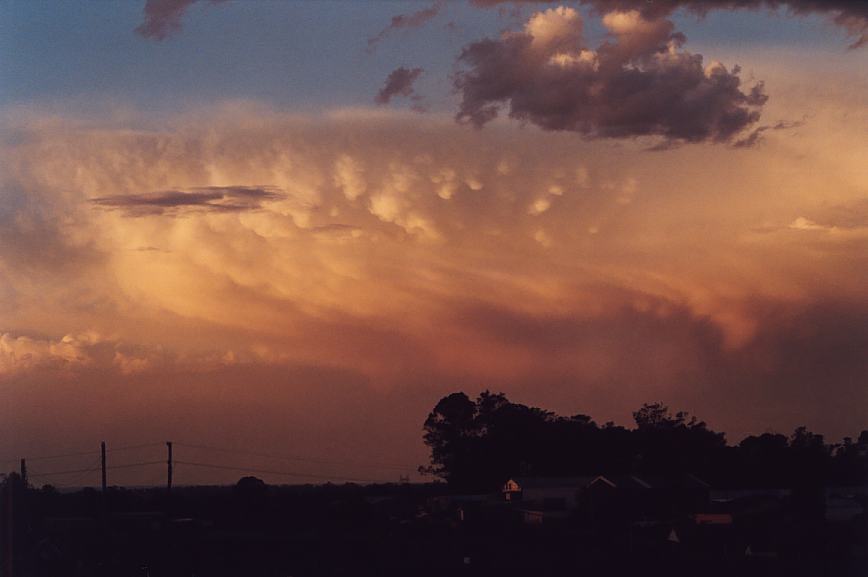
[506,472,711,492]
[633,473,711,490]
[505,476,596,490]
[589,475,650,490]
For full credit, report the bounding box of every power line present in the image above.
[39,455,101,474]
[5,442,420,485]
[28,460,164,478]
[61,456,105,487]
[0,449,98,465]
[173,442,416,472]
[28,466,101,478]
[108,442,165,453]
[0,442,163,465]
[174,460,393,485]
[27,456,102,487]
[105,460,165,471]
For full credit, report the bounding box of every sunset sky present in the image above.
[1,0,867,486]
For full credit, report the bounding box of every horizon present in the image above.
[2,0,867,488]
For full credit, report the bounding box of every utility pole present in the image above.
[100,441,107,492]
[18,460,26,489]
[166,442,173,494]
[2,473,13,577]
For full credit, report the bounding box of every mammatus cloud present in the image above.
[90,186,284,216]
[1,87,866,465]
[455,7,767,145]
[367,1,444,51]
[375,67,426,110]
[135,0,226,40]
[470,0,868,48]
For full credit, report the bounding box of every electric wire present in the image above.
[173,441,416,472]
[28,460,164,478]
[1,442,164,465]
[6,441,418,485]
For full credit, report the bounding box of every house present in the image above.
[630,473,711,517]
[504,473,713,526]
[502,476,595,510]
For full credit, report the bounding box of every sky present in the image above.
[1,0,867,486]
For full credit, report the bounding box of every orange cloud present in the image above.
[1,65,866,476]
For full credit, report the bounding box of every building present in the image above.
[502,476,596,510]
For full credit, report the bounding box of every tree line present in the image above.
[421,391,868,493]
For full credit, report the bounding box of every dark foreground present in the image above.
[3,477,867,577]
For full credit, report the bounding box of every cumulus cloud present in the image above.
[789,216,827,231]
[0,332,100,375]
[375,67,426,110]
[367,1,444,51]
[90,186,284,216]
[333,154,367,201]
[455,7,767,144]
[135,0,226,41]
[471,0,868,48]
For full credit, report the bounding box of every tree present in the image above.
[631,403,726,475]
[737,433,790,487]
[420,392,480,489]
[421,392,856,493]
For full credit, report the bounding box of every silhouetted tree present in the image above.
[420,392,481,490]
[632,403,726,475]
[830,431,868,485]
[422,391,866,493]
[235,476,268,495]
[736,433,791,487]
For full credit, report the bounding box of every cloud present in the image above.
[454,7,767,145]
[733,117,805,147]
[90,186,284,216]
[0,332,101,375]
[789,216,827,231]
[375,67,426,110]
[1,90,866,464]
[470,0,868,48]
[333,154,367,200]
[367,1,444,51]
[812,198,868,230]
[135,0,226,41]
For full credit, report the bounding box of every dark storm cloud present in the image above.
[701,299,868,437]
[449,293,868,441]
[471,0,868,48]
[451,295,722,354]
[375,67,426,109]
[454,8,767,144]
[90,186,284,216]
[135,0,226,41]
[732,118,805,148]
[367,1,444,51]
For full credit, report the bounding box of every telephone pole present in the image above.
[100,442,107,492]
[166,442,173,494]
[18,460,26,488]
[2,473,14,577]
